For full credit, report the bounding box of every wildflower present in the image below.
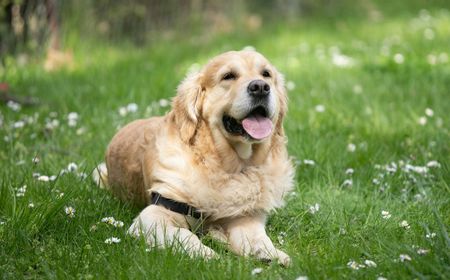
[0,220,5,225]
[13,121,25,128]
[104,237,121,244]
[347,260,364,270]
[339,227,347,235]
[400,220,410,229]
[295,276,308,280]
[64,206,76,218]
[417,248,430,255]
[342,179,353,187]
[372,178,380,185]
[67,162,78,172]
[16,185,27,197]
[427,54,437,65]
[28,202,35,208]
[127,103,138,113]
[426,232,436,239]
[309,203,320,214]
[399,254,411,262]
[303,159,316,166]
[277,231,286,245]
[332,53,355,68]
[426,161,440,168]
[37,175,50,182]
[347,143,356,152]
[158,99,170,108]
[405,164,428,174]
[67,112,79,127]
[381,210,391,219]
[377,277,388,280]
[101,217,124,228]
[364,260,377,267]
[7,101,21,111]
[418,116,427,125]
[393,53,404,64]
[251,267,263,275]
[76,127,86,135]
[425,108,434,117]
[286,81,296,91]
[45,119,60,130]
[118,107,128,116]
[315,104,325,113]
[32,157,40,164]
[345,168,354,175]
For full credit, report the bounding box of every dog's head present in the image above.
[173,50,287,154]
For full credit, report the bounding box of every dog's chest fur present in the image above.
[148,129,294,220]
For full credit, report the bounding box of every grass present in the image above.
[1,7,450,280]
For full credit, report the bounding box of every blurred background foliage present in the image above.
[1,0,449,60]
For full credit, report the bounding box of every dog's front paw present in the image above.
[274,249,291,267]
[254,247,291,267]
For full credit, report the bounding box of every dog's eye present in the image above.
[222,72,237,81]
[262,70,271,78]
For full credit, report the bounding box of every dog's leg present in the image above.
[224,214,290,266]
[128,205,216,259]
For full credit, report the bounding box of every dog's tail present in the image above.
[92,162,109,189]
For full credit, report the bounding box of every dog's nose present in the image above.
[247,80,270,98]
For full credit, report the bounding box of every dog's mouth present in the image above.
[222,106,273,140]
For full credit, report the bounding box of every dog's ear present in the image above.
[172,72,205,144]
[274,69,288,137]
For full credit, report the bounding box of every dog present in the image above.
[94,50,294,265]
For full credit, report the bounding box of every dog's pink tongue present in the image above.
[242,115,273,140]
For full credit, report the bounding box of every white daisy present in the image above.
[426,161,440,168]
[251,267,263,275]
[286,81,296,91]
[158,99,170,108]
[399,254,412,262]
[400,220,410,229]
[418,116,427,125]
[303,159,316,166]
[393,53,404,64]
[64,206,76,218]
[127,103,138,113]
[345,168,354,175]
[315,104,325,113]
[381,210,391,219]
[347,143,356,152]
[364,259,377,267]
[417,248,430,255]
[104,237,121,244]
[342,179,353,187]
[309,203,320,214]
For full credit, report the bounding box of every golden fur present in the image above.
[97,50,294,265]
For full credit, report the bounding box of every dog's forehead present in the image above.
[206,51,270,71]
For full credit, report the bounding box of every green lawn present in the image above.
[1,8,450,280]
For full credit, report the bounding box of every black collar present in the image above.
[150,192,203,219]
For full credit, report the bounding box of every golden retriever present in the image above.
[94,50,294,265]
